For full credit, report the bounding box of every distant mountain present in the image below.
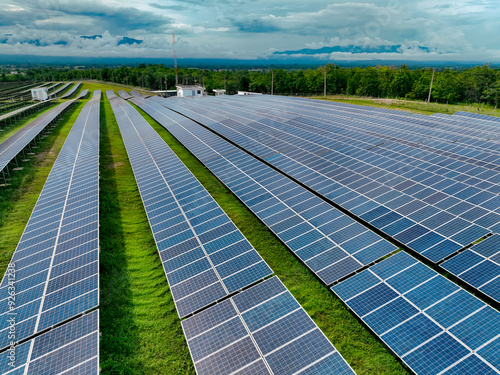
[81,35,102,40]
[0,54,496,69]
[118,37,143,46]
[274,45,435,55]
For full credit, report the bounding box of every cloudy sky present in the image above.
[0,0,499,62]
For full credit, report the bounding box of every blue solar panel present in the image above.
[0,99,76,174]
[442,234,500,303]
[0,91,100,349]
[128,95,397,286]
[182,276,354,375]
[0,311,99,375]
[59,82,82,99]
[332,251,500,374]
[107,93,272,317]
[146,95,500,263]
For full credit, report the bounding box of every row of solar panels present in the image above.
[130,96,398,285]
[0,89,89,174]
[60,82,82,99]
[153,95,500,302]
[0,100,53,125]
[154,95,498,259]
[0,90,101,374]
[51,82,73,98]
[128,92,500,375]
[107,91,356,375]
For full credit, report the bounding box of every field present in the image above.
[313,95,500,117]
[4,83,496,374]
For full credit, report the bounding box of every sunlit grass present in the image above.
[314,95,500,117]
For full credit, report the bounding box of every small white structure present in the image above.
[151,90,177,98]
[31,87,49,101]
[176,85,206,98]
[213,89,226,96]
[237,91,263,96]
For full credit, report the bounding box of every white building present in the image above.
[213,89,226,96]
[237,91,263,96]
[31,87,49,101]
[176,85,206,98]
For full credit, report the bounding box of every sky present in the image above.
[0,0,499,63]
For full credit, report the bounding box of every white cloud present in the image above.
[0,0,497,62]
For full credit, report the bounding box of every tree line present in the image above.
[7,63,500,106]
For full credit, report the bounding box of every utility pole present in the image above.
[224,71,226,91]
[173,33,178,87]
[324,66,327,98]
[427,68,435,103]
[271,70,274,95]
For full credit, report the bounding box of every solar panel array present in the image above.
[0,100,53,126]
[60,82,82,99]
[152,95,500,264]
[0,100,76,173]
[129,96,397,285]
[125,92,500,374]
[45,82,62,92]
[52,82,73,98]
[118,90,133,100]
[107,93,273,318]
[332,251,500,375]
[0,310,99,375]
[76,89,89,100]
[110,92,356,374]
[442,234,500,303]
[182,276,354,375]
[0,90,100,371]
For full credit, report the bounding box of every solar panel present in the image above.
[75,89,89,100]
[0,90,100,349]
[107,93,272,318]
[0,101,54,127]
[0,99,77,174]
[149,95,499,262]
[332,251,500,374]
[0,310,99,374]
[442,234,500,303]
[129,96,397,285]
[60,82,82,99]
[182,276,355,375]
[118,90,133,100]
[52,82,73,97]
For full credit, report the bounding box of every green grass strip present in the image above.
[99,95,194,374]
[314,95,500,117]
[131,102,410,375]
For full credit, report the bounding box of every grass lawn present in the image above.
[313,95,500,117]
[99,94,194,375]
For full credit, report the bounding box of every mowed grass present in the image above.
[131,102,410,374]
[314,95,500,117]
[0,99,87,274]
[99,94,194,374]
